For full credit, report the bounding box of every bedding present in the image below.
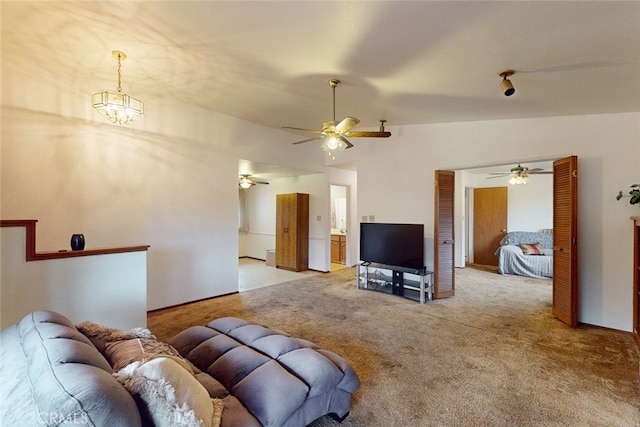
[495,231,553,279]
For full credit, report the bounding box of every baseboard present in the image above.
[147,291,239,314]
[239,256,267,262]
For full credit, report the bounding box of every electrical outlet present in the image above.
[317,215,322,221]
[369,215,375,222]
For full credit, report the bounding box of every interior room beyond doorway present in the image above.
[330,184,349,271]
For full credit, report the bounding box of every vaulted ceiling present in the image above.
[2,1,639,138]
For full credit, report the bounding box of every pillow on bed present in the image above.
[520,243,544,255]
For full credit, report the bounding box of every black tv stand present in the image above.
[356,262,433,304]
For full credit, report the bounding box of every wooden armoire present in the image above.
[275,193,309,271]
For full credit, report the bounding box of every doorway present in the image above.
[330,184,349,271]
[442,156,578,327]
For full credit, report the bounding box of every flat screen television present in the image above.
[360,223,425,271]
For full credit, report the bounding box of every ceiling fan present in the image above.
[239,174,269,189]
[487,164,552,184]
[282,79,391,156]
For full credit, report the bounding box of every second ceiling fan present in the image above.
[487,164,552,184]
[283,79,391,155]
[239,174,269,189]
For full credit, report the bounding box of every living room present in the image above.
[2,2,638,347]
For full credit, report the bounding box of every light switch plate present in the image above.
[369,215,375,222]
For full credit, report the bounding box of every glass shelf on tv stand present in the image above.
[356,262,433,304]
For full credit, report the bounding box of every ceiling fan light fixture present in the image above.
[92,51,144,125]
[498,70,515,97]
[321,135,348,152]
[239,176,253,189]
[509,174,528,185]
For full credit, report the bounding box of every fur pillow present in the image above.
[114,357,223,427]
[76,320,156,352]
[105,338,194,374]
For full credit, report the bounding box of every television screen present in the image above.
[360,223,425,270]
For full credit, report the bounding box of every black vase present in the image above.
[70,234,85,251]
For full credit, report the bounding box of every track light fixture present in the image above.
[498,70,515,97]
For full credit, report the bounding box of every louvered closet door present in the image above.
[553,156,578,326]
[434,170,455,298]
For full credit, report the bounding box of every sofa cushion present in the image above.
[169,317,360,427]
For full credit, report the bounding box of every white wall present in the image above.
[1,226,147,329]
[0,102,326,311]
[357,113,640,332]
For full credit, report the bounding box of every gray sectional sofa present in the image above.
[0,310,360,427]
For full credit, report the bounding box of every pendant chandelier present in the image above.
[92,51,144,125]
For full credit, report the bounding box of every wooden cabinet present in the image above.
[633,216,640,348]
[331,234,346,264]
[275,193,309,271]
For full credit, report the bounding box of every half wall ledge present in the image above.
[0,219,150,261]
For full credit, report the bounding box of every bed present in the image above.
[494,230,553,279]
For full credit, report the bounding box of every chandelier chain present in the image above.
[116,55,123,93]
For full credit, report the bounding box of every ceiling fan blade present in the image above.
[292,136,323,145]
[335,116,360,133]
[486,175,509,179]
[337,135,353,149]
[528,168,553,174]
[282,126,323,134]
[239,174,269,186]
[344,131,392,138]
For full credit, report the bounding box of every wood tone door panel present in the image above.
[331,235,346,264]
[331,235,340,263]
[276,193,309,271]
[276,193,294,267]
[434,170,455,298]
[553,156,578,326]
[473,187,507,266]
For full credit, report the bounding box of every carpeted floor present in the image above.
[148,266,640,427]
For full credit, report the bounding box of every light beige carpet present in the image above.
[148,266,640,427]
